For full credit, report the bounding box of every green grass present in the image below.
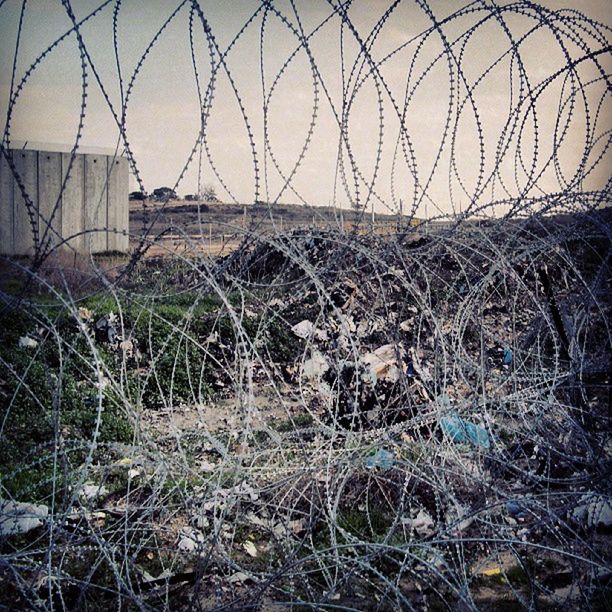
[273,412,315,432]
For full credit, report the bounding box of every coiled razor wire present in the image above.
[0,1,610,610]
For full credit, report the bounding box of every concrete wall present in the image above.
[0,148,129,255]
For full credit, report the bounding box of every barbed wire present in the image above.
[0,1,610,610]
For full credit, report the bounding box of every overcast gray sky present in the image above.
[1,0,610,217]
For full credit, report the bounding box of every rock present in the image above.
[94,315,118,343]
[0,500,48,536]
[570,494,612,529]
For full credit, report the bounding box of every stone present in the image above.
[0,500,48,536]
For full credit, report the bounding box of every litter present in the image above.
[80,484,109,501]
[403,509,435,536]
[440,415,490,449]
[506,500,527,520]
[95,315,118,343]
[362,343,405,383]
[503,346,513,365]
[178,536,198,553]
[365,448,395,469]
[242,541,258,557]
[291,320,315,339]
[18,336,38,349]
[302,351,329,379]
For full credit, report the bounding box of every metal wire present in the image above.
[0,1,610,610]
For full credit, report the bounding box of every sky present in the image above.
[1,0,610,217]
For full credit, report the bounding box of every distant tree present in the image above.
[185,194,201,201]
[152,186,177,201]
[129,190,147,201]
[201,184,219,202]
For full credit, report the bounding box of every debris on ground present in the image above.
[2,208,610,610]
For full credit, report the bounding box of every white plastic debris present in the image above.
[0,500,48,536]
[447,504,474,535]
[18,336,38,349]
[94,375,110,391]
[142,568,174,583]
[403,509,435,536]
[80,484,109,501]
[178,527,205,553]
[242,541,258,557]
[178,536,198,553]
[289,519,306,534]
[291,320,315,338]
[337,315,357,336]
[206,331,219,344]
[228,571,254,584]
[302,351,329,380]
[362,344,405,383]
[314,328,329,341]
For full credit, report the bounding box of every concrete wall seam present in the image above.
[0,148,129,256]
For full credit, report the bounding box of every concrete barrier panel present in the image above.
[106,156,129,252]
[84,154,107,253]
[61,153,85,252]
[0,154,14,254]
[13,150,38,255]
[38,151,62,250]
[4,149,128,256]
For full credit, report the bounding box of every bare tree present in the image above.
[201,184,219,202]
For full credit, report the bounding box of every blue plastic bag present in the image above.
[365,448,395,469]
[506,500,527,520]
[440,415,490,449]
[503,346,513,365]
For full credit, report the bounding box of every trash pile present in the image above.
[2,209,609,609]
